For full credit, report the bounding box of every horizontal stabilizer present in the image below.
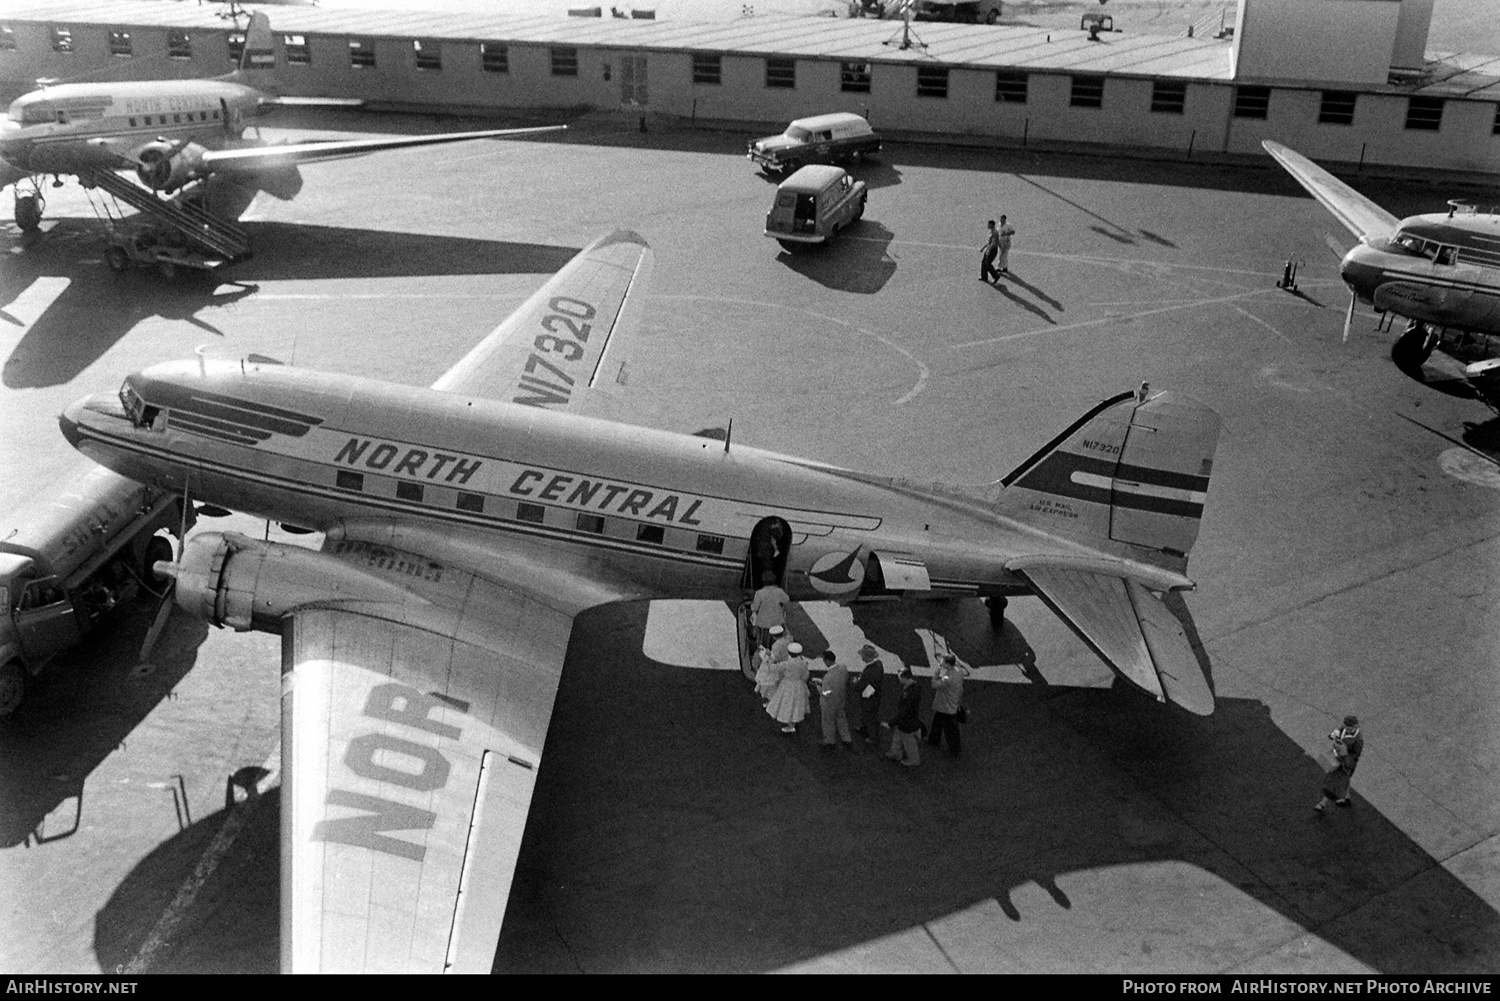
[1022,566,1214,715]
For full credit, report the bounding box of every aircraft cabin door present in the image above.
[621,53,648,107]
[744,516,791,590]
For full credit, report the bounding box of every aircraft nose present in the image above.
[1340,246,1382,303]
[58,395,93,449]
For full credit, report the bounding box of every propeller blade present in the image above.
[1343,291,1355,343]
[137,586,175,669]
[1324,232,1351,260]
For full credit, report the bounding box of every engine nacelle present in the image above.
[135,141,210,193]
[163,531,419,632]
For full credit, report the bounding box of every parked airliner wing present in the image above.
[281,544,576,973]
[1262,140,1399,242]
[432,230,653,413]
[200,125,565,173]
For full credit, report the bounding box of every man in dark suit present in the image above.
[853,644,885,742]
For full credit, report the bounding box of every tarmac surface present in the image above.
[0,111,1497,974]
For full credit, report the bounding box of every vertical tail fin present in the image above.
[993,387,1221,572]
[233,11,277,87]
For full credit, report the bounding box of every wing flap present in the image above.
[1262,140,1400,242]
[431,230,653,412]
[1020,566,1213,714]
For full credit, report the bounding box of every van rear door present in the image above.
[792,192,818,236]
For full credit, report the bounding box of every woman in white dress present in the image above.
[766,642,810,733]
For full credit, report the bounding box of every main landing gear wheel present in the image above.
[985,596,1008,627]
[0,660,25,718]
[1391,322,1438,369]
[14,193,43,233]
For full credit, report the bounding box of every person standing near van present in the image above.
[980,220,1001,283]
[997,215,1016,274]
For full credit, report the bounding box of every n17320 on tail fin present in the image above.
[992,388,1222,714]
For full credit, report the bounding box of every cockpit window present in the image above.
[118,380,162,429]
[1389,232,1456,264]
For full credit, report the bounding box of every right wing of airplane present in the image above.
[1262,139,1400,242]
[431,229,654,416]
[199,125,565,173]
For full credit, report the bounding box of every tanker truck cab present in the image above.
[0,463,189,717]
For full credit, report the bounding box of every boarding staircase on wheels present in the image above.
[80,168,252,267]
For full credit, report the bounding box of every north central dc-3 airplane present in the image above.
[0,11,560,232]
[1263,140,1500,380]
[60,231,1221,972]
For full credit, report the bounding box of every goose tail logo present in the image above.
[809,547,866,597]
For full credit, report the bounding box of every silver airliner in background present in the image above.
[59,230,1222,972]
[1263,141,1500,386]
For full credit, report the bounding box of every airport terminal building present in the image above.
[1,0,1497,173]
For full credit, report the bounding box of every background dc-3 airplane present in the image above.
[0,10,561,233]
[60,231,1222,972]
[1263,140,1500,396]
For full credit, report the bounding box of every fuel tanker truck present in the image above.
[0,462,191,716]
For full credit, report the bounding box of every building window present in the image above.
[0,26,15,51]
[336,471,364,491]
[637,524,665,545]
[841,61,871,94]
[692,53,721,84]
[456,492,485,513]
[226,32,246,64]
[395,482,423,502]
[284,34,310,65]
[1151,79,1186,114]
[1405,96,1444,131]
[109,30,132,57]
[349,37,376,69]
[1318,90,1357,126]
[1493,104,1500,135]
[576,513,605,533]
[51,26,73,53]
[168,30,192,60]
[995,70,1028,103]
[1232,85,1270,119]
[414,38,441,71]
[695,534,725,554]
[551,47,578,76]
[517,502,546,524]
[765,57,796,89]
[917,65,949,99]
[481,42,508,73]
[1070,75,1104,108]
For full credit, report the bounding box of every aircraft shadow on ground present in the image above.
[777,219,897,295]
[0,221,581,389]
[493,598,1495,973]
[0,602,208,850]
[82,596,1495,973]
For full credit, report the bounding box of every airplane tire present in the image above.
[105,246,130,273]
[986,596,1008,628]
[14,194,42,233]
[0,660,25,718]
[1391,325,1435,369]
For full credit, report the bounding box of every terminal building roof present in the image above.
[7,0,1498,98]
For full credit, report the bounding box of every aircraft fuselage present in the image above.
[1,78,262,175]
[1340,210,1500,335]
[61,360,1124,607]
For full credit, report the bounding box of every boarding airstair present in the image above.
[80,168,251,266]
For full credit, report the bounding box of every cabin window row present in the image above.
[332,469,729,555]
[126,110,221,128]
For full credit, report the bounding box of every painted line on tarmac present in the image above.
[121,746,281,974]
[1231,303,1297,346]
[655,293,930,404]
[843,235,1289,278]
[949,287,1290,349]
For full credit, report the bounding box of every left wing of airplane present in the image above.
[1262,139,1399,242]
[199,124,565,174]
